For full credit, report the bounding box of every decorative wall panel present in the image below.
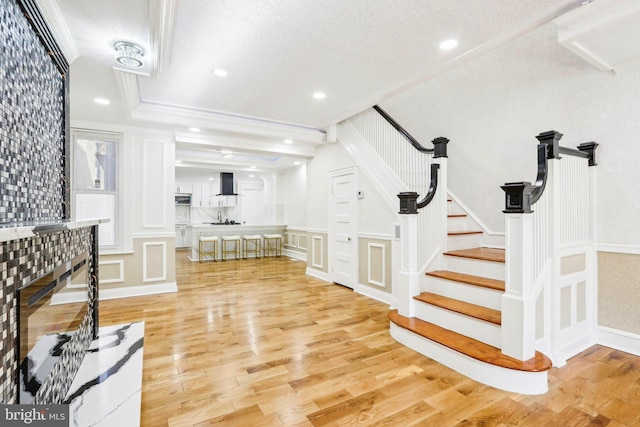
[0,0,67,223]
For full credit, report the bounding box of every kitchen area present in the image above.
[175,171,285,261]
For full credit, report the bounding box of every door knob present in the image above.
[347,237,352,242]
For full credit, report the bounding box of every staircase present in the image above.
[388,197,552,394]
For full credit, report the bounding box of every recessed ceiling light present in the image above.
[293,161,301,166]
[249,174,254,178]
[439,39,458,50]
[250,165,257,169]
[213,69,228,77]
[208,177,214,181]
[284,139,293,144]
[189,127,200,132]
[94,98,110,105]
[313,91,326,100]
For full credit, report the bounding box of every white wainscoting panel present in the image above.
[367,243,386,288]
[99,260,125,284]
[312,236,323,269]
[143,241,167,282]
[142,140,166,228]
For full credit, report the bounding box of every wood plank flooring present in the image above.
[96,251,640,426]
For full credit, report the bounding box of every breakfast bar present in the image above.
[188,224,286,261]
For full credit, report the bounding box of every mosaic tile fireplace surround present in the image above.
[1,0,101,405]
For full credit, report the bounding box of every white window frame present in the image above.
[71,129,122,251]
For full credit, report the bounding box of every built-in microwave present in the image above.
[175,194,191,206]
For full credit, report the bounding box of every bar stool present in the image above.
[263,234,282,257]
[198,235,219,262]
[221,235,241,260]
[242,235,261,259]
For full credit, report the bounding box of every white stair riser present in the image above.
[389,324,549,394]
[447,202,465,216]
[444,256,505,281]
[414,302,502,347]
[425,276,502,310]
[447,233,482,250]
[447,216,470,232]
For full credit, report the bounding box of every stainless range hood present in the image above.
[216,172,237,196]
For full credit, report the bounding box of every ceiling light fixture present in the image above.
[284,139,293,144]
[439,39,458,50]
[189,127,200,132]
[313,92,326,100]
[249,174,254,178]
[114,41,144,68]
[94,97,110,105]
[250,165,257,169]
[213,69,228,77]
[293,161,301,165]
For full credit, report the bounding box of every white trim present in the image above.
[34,0,79,64]
[367,243,386,288]
[283,249,307,262]
[390,323,549,395]
[357,284,392,305]
[597,244,640,255]
[305,267,331,282]
[305,227,328,234]
[113,71,141,118]
[142,140,167,228]
[597,326,640,356]
[132,232,176,239]
[149,0,178,76]
[143,241,167,282]
[99,260,125,284]
[297,233,308,250]
[312,236,323,269]
[357,232,393,240]
[101,282,177,300]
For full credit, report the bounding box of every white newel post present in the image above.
[396,212,419,318]
[502,213,537,360]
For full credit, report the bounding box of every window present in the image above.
[72,131,119,248]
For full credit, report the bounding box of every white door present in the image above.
[329,168,358,289]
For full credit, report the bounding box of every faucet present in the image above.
[217,210,222,223]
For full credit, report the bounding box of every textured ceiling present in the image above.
[137,0,575,129]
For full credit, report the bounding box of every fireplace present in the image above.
[18,253,90,404]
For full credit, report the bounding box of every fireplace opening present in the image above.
[18,253,90,403]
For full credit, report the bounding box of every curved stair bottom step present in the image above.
[389,323,549,395]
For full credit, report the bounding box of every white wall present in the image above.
[280,163,308,228]
[382,22,640,245]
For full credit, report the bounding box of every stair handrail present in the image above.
[501,130,599,213]
[372,105,448,214]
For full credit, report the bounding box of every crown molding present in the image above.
[34,0,79,64]
[113,70,141,118]
[149,0,178,77]
[174,132,317,158]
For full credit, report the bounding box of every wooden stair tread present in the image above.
[447,214,467,218]
[444,247,505,263]
[426,270,505,292]
[448,230,483,235]
[388,309,552,372]
[414,292,502,325]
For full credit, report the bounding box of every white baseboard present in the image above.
[50,282,178,304]
[305,267,331,282]
[284,249,307,262]
[357,284,392,305]
[597,326,640,356]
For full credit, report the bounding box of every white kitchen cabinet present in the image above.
[192,184,214,207]
[216,195,237,207]
[175,225,192,248]
[175,184,193,194]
